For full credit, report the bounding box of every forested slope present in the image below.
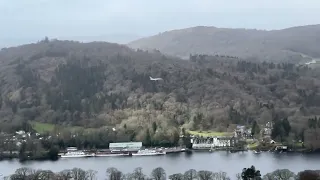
[0,40,320,145]
[128,25,320,62]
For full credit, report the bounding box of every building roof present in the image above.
[109,142,142,148]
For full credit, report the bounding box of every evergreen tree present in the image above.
[308,117,317,129]
[18,142,27,161]
[241,166,262,180]
[271,120,285,141]
[145,129,152,146]
[152,122,157,132]
[282,118,291,136]
[251,120,260,137]
[272,118,292,142]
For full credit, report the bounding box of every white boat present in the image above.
[253,150,261,154]
[66,147,78,151]
[209,149,215,153]
[95,153,129,157]
[132,149,166,156]
[60,151,94,158]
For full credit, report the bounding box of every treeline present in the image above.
[271,118,292,142]
[0,137,59,161]
[5,166,320,180]
[304,116,320,150]
[0,127,191,162]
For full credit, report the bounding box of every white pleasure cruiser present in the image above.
[60,151,90,158]
[60,147,94,158]
[132,149,166,156]
[95,153,129,157]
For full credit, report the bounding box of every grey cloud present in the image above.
[0,0,320,47]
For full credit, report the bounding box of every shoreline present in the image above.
[1,147,317,162]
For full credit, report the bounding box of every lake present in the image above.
[1,151,320,179]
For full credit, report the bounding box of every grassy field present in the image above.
[247,142,259,149]
[30,121,99,134]
[31,122,56,133]
[188,130,233,137]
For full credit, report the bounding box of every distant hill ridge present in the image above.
[128,24,320,62]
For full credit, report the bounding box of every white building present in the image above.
[16,130,25,135]
[109,142,142,151]
[192,137,236,150]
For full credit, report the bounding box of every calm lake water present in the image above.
[1,151,320,179]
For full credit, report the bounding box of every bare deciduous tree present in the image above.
[212,171,230,180]
[263,169,296,180]
[57,169,73,180]
[127,167,146,180]
[183,169,198,180]
[86,170,98,180]
[71,168,87,180]
[198,170,213,180]
[106,167,125,180]
[168,173,184,180]
[150,167,166,180]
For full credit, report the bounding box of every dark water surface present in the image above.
[1,151,320,179]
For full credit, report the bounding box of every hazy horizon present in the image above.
[1,0,320,47]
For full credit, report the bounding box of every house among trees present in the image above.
[263,128,272,136]
[266,122,273,128]
[15,130,25,135]
[263,122,273,137]
[235,125,245,136]
[234,125,252,139]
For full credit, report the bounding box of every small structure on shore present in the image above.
[275,145,288,152]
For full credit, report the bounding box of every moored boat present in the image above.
[132,149,166,156]
[253,150,261,154]
[60,147,94,158]
[95,152,130,157]
[60,151,94,158]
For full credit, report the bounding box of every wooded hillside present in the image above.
[0,39,320,144]
[128,25,320,62]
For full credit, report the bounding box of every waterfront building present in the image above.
[191,136,238,150]
[234,126,252,139]
[109,142,142,151]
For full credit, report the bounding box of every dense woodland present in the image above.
[5,166,320,180]
[1,39,320,149]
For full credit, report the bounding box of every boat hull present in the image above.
[95,154,129,157]
[132,152,166,156]
[60,155,92,158]
[253,150,261,154]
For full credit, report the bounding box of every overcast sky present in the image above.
[1,0,320,45]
